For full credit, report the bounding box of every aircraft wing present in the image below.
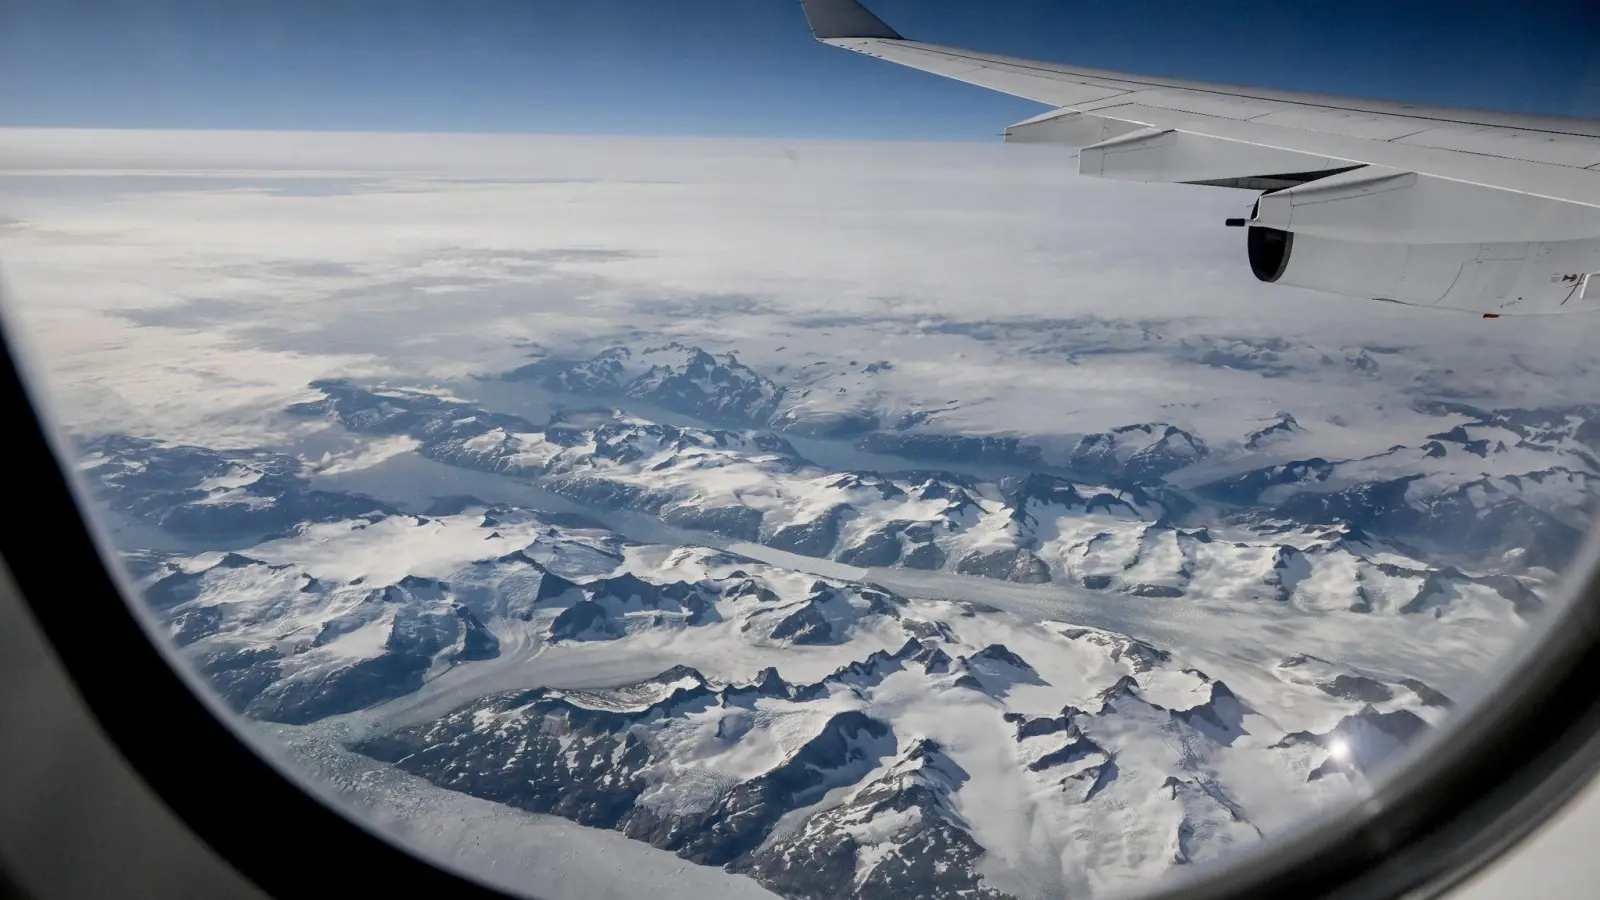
[800,0,1600,315]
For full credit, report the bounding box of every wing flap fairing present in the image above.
[1078,128,1345,185]
[1003,110,1146,148]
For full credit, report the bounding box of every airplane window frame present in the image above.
[1,303,1599,900]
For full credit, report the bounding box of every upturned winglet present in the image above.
[799,0,902,40]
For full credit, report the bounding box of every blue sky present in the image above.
[2,0,1598,138]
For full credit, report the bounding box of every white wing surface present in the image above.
[800,0,1600,315]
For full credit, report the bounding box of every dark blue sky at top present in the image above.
[1,0,1598,139]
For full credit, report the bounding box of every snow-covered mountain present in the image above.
[79,434,394,540]
[505,343,785,427]
[497,343,1597,570]
[71,351,1592,899]
[93,447,1453,898]
[1196,449,1592,572]
[286,381,1556,623]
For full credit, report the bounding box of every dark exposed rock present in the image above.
[1127,583,1185,598]
[661,504,765,542]
[770,601,834,645]
[724,578,782,604]
[1171,681,1249,745]
[248,652,433,724]
[1065,759,1119,802]
[1273,705,1430,780]
[765,505,849,558]
[854,432,1044,468]
[836,515,946,569]
[1028,733,1105,772]
[1005,473,1142,523]
[1058,628,1171,673]
[913,644,953,675]
[900,618,956,643]
[169,605,224,646]
[1426,425,1490,458]
[1123,426,1209,481]
[1195,458,1336,505]
[511,343,784,427]
[1245,413,1303,450]
[1095,675,1144,713]
[544,476,672,512]
[1067,423,1208,483]
[968,644,1033,672]
[1319,674,1394,703]
[1007,713,1068,741]
[1480,573,1544,617]
[548,573,720,641]
[533,568,584,604]
[766,583,901,646]
[143,554,302,611]
[195,645,283,710]
[836,526,905,567]
[900,541,948,571]
[78,434,395,542]
[633,711,894,866]
[1278,656,1451,709]
[740,738,1007,900]
[1268,545,1311,602]
[454,605,500,661]
[1206,457,1586,572]
[954,547,1051,584]
[627,344,783,426]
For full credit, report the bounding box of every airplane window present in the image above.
[3,2,1600,899]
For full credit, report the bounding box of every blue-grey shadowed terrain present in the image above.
[65,292,1584,898]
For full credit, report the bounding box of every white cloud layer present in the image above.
[1,127,1596,454]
